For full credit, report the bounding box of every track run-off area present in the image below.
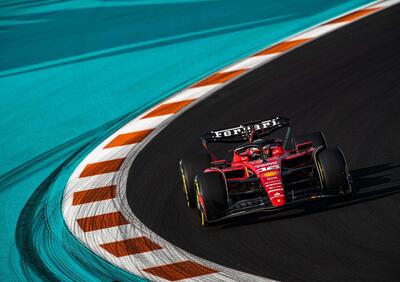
[126,2,400,282]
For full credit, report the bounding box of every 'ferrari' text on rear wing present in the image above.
[201,116,290,143]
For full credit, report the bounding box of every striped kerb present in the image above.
[76,211,128,232]
[192,70,244,87]
[328,8,381,23]
[254,39,310,56]
[142,100,194,119]
[72,185,116,205]
[104,129,154,148]
[143,260,218,281]
[79,158,125,177]
[100,236,162,257]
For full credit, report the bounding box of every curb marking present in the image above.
[79,158,125,178]
[76,211,129,232]
[100,237,163,257]
[143,261,218,281]
[72,185,116,205]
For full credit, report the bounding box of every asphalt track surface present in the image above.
[127,5,400,282]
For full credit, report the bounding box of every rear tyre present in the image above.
[316,148,352,195]
[179,154,211,208]
[293,131,327,149]
[195,173,227,226]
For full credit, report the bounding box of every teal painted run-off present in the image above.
[0,0,375,281]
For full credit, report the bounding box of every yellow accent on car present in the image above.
[316,159,325,187]
[180,169,190,207]
[200,211,205,226]
[263,170,278,177]
[195,180,206,226]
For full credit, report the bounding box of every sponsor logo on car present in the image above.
[265,176,279,181]
[211,118,281,138]
[263,171,279,177]
[256,167,267,173]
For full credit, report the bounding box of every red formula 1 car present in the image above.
[179,117,352,226]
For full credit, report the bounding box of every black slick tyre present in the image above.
[179,154,210,208]
[195,173,227,226]
[316,148,352,195]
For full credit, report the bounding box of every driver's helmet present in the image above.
[262,145,271,157]
[271,145,284,157]
[246,147,260,159]
[262,144,284,157]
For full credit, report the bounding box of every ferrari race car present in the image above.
[179,117,352,226]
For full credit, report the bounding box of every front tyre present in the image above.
[179,154,211,208]
[195,173,227,226]
[316,148,352,195]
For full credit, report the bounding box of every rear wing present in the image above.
[201,116,290,144]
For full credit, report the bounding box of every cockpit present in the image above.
[232,138,285,163]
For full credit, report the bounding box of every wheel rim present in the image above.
[200,210,205,226]
[180,167,190,207]
[195,179,206,226]
[316,159,326,189]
